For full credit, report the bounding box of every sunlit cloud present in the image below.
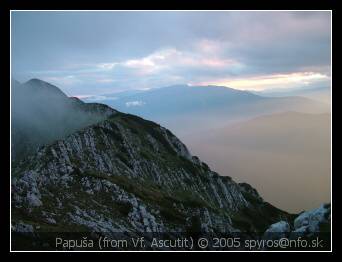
[195,39,225,54]
[194,72,330,91]
[122,48,180,75]
[125,101,146,107]
[12,11,331,95]
[118,47,242,77]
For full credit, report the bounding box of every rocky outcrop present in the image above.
[264,203,331,239]
[293,203,331,234]
[263,221,291,239]
[11,79,331,251]
[12,111,290,235]
[238,182,263,202]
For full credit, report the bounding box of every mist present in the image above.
[79,83,331,213]
[11,79,109,160]
[183,112,331,213]
[148,95,330,137]
[94,84,330,137]
[11,78,331,213]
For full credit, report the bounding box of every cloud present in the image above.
[11,11,331,95]
[83,95,118,102]
[118,48,242,76]
[196,72,330,91]
[125,101,146,107]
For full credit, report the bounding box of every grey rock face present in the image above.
[263,203,331,239]
[263,221,291,239]
[12,222,34,233]
[265,221,291,233]
[12,111,290,235]
[11,80,291,236]
[293,204,331,234]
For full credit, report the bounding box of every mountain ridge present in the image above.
[11,79,330,250]
[12,110,292,234]
[11,78,117,161]
[11,79,291,233]
[83,82,330,138]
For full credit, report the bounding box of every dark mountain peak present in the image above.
[163,84,251,93]
[25,78,46,84]
[11,79,117,161]
[23,78,68,98]
[157,84,242,93]
[25,78,54,86]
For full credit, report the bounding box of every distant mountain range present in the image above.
[12,80,289,234]
[83,84,330,136]
[252,86,331,103]
[81,83,331,213]
[11,79,330,250]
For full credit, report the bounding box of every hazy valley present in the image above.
[183,112,331,213]
[85,84,331,213]
[10,79,331,250]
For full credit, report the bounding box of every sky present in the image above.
[11,11,331,96]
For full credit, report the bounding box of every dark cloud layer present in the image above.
[11,11,331,95]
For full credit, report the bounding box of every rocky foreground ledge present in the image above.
[264,203,331,237]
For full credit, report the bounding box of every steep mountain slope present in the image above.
[11,79,116,161]
[12,111,291,237]
[11,80,330,250]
